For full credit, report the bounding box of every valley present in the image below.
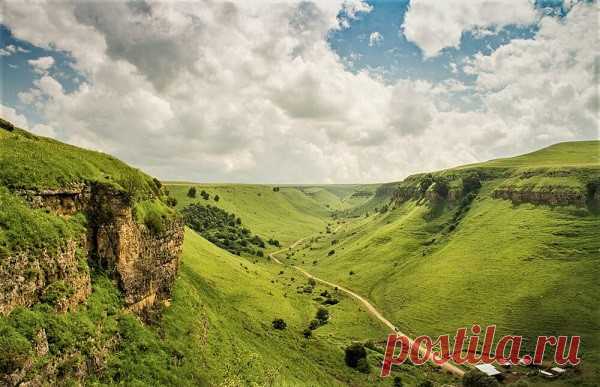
[1,121,598,386]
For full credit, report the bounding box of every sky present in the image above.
[0,0,598,184]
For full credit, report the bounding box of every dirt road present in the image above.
[268,234,465,378]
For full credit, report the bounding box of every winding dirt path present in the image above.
[268,230,465,378]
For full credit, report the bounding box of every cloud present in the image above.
[403,0,538,57]
[0,104,29,128]
[0,44,29,56]
[27,56,55,74]
[0,0,597,184]
[368,31,383,47]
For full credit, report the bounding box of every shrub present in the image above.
[356,357,370,373]
[0,323,32,373]
[308,319,320,330]
[393,376,403,387]
[462,172,481,194]
[214,195,220,202]
[273,187,280,192]
[308,278,316,286]
[462,370,499,387]
[144,210,165,234]
[272,318,286,330]
[268,238,280,247]
[315,307,329,323]
[432,177,449,197]
[419,381,434,387]
[41,280,75,307]
[200,190,209,200]
[344,342,367,368]
[328,249,335,256]
[165,197,177,207]
[302,329,312,339]
[187,187,197,198]
[322,298,339,305]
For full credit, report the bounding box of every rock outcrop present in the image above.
[491,187,587,206]
[90,184,183,314]
[0,238,91,315]
[1,183,183,316]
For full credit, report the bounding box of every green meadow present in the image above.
[2,126,598,386]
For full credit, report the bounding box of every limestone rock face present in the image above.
[491,187,587,206]
[90,184,184,313]
[0,238,91,315]
[1,183,183,316]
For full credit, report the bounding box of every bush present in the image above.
[273,187,280,192]
[462,370,499,387]
[432,177,449,197]
[0,323,32,373]
[462,172,481,194]
[308,278,316,286]
[328,249,335,256]
[41,280,75,307]
[187,187,197,198]
[393,376,403,387]
[356,357,370,373]
[315,307,329,324]
[308,319,320,330]
[272,318,286,330]
[200,190,209,200]
[165,197,177,207]
[419,382,433,387]
[214,195,220,202]
[344,342,367,368]
[302,329,312,338]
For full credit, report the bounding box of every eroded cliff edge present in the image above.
[0,119,183,318]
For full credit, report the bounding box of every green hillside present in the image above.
[165,183,334,246]
[458,141,600,169]
[291,140,600,386]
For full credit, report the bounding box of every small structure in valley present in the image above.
[475,364,502,377]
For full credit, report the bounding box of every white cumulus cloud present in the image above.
[403,0,538,57]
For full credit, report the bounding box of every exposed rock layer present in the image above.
[1,183,183,316]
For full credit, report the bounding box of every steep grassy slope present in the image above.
[294,141,600,385]
[458,141,600,169]
[165,184,333,246]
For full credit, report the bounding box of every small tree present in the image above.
[316,307,329,324]
[200,190,210,200]
[308,319,320,330]
[344,342,367,368]
[214,194,220,202]
[272,318,287,330]
[187,186,197,198]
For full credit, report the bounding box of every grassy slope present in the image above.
[295,141,600,385]
[458,141,600,169]
[153,229,459,386]
[0,128,158,194]
[165,184,334,246]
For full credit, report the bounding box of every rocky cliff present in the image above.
[1,183,184,318]
[0,119,184,318]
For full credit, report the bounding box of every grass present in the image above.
[292,142,600,385]
[0,186,87,255]
[0,128,160,197]
[165,183,334,246]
